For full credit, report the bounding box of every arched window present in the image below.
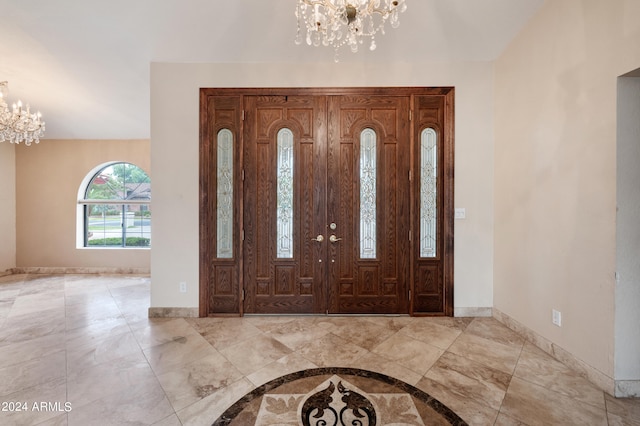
[77,162,151,248]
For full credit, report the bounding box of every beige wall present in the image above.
[494,0,640,386]
[15,139,150,270]
[150,61,496,311]
[0,142,16,273]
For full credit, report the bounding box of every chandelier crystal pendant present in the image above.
[0,81,45,146]
[295,0,407,61]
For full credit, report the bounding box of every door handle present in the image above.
[311,234,324,242]
[329,235,342,243]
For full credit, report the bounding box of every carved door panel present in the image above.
[326,95,411,314]
[243,95,328,314]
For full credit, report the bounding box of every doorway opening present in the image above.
[199,88,454,317]
[615,69,640,395]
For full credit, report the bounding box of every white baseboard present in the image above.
[454,307,492,317]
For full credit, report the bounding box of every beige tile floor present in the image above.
[0,274,639,426]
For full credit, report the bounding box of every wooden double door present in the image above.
[200,88,454,316]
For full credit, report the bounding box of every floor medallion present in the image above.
[213,368,467,425]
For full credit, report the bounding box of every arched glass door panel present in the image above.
[216,129,234,258]
[360,128,377,259]
[420,127,437,258]
[277,128,294,258]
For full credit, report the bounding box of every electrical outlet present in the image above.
[179,282,187,293]
[552,309,562,327]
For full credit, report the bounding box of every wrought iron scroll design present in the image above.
[301,380,377,426]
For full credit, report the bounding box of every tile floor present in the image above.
[0,274,638,425]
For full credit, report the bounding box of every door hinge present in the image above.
[242,110,245,121]
[241,169,245,181]
[241,289,245,300]
[409,110,413,121]
[241,230,245,241]
[408,230,412,241]
[408,290,411,301]
[408,170,412,181]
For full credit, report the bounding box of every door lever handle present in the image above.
[329,235,342,243]
[311,234,324,242]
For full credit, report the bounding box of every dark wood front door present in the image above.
[326,95,410,314]
[200,87,454,317]
[242,94,328,313]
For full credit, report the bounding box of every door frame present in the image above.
[199,87,454,317]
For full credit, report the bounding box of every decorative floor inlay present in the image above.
[213,367,468,425]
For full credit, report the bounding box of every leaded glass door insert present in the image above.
[217,129,234,258]
[420,128,437,258]
[359,128,377,259]
[276,128,294,259]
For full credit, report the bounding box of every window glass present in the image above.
[82,163,151,248]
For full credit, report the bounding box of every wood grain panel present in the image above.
[256,142,272,278]
[300,281,313,295]
[382,280,397,296]
[288,109,313,138]
[340,282,354,296]
[215,109,235,124]
[338,143,354,279]
[214,265,235,294]
[341,109,366,137]
[257,109,283,138]
[416,264,441,295]
[357,265,379,296]
[383,143,398,278]
[299,143,314,279]
[256,281,270,295]
[275,266,296,295]
[371,109,396,138]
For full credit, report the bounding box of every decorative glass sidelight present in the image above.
[360,128,377,259]
[216,129,234,258]
[420,128,437,258]
[277,128,295,258]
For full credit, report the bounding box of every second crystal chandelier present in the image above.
[0,81,45,146]
[295,0,407,61]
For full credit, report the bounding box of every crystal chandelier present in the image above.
[295,0,407,61]
[0,81,45,146]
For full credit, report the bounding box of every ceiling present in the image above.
[0,0,544,140]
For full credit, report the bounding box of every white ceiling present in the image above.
[0,0,544,140]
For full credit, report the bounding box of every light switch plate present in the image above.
[454,208,466,219]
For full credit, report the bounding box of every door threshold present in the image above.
[244,313,410,317]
